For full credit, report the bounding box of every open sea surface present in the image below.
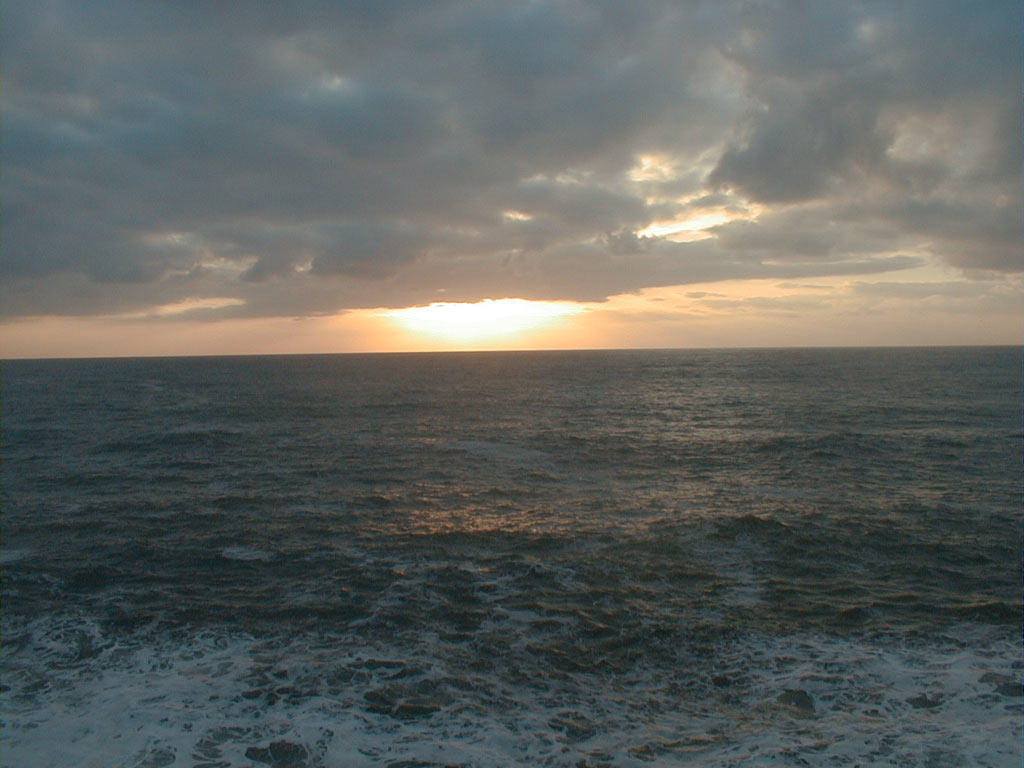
[1,347,1020,767]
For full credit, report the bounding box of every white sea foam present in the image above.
[2,616,1018,768]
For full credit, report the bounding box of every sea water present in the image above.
[1,348,1020,767]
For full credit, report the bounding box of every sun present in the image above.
[381,298,585,346]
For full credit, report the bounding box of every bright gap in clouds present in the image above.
[381,298,585,346]
[119,297,246,319]
[637,212,731,241]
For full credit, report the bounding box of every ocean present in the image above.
[1,347,1020,767]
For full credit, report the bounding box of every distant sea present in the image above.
[2,347,1020,767]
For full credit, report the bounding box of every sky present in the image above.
[2,0,1021,357]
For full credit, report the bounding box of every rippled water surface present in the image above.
[2,348,1020,766]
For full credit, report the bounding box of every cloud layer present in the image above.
[3,0,1020,321]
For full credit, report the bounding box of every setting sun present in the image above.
[380,298,585,346]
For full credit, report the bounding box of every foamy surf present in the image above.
[1,612,1019,767]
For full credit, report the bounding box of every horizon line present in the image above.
[3,342,1019,363]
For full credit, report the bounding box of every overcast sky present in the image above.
[2,0,1020,355]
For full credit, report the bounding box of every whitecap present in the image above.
[0,549,29,565]
[220,546,274,562]
[449,439,550,464]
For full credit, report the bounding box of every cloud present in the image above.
[706,0,1021,270]
[1,0,1019,323]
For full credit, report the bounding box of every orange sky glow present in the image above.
[3,268,1019,359]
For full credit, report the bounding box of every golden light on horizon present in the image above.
[380,298,586,346]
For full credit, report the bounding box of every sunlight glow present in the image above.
[629,153,677,182]
[116,297,247,319]
[381,298,585,345]
[502,210,534,221]
[637,212,730,241]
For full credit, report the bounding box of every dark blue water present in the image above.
[2,348,1020,766]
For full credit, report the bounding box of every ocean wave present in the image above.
[1,615,1018,767]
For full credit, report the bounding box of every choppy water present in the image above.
[2,347,1020,767]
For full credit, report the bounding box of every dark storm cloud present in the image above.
[706,0,1021,272]
[2,0,1019,319]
